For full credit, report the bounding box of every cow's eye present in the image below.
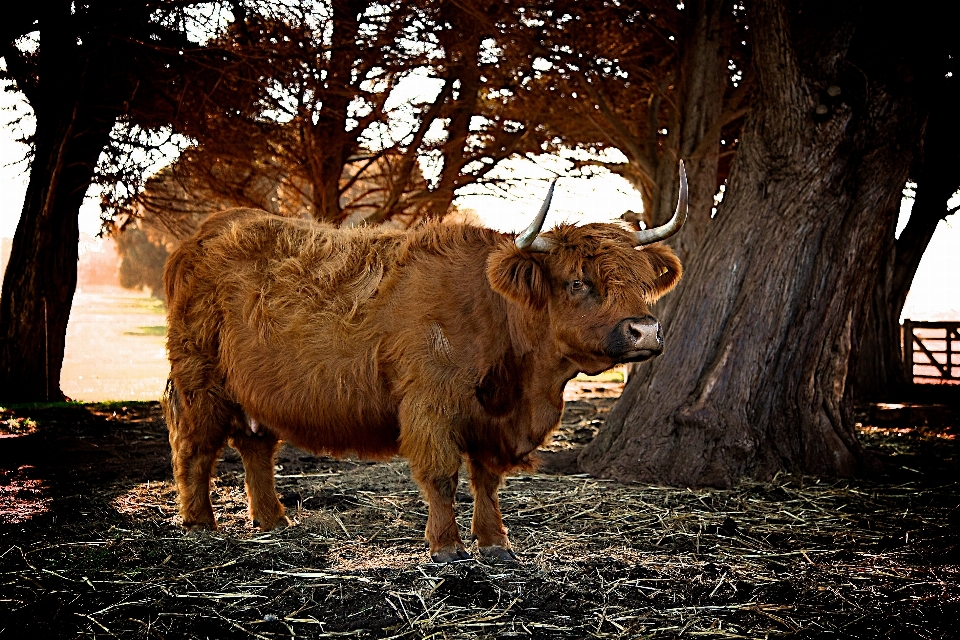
[570,279,585,291]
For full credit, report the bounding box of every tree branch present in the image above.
[579,76,656,181]
[689,75,753,161]
[363,77,454,225]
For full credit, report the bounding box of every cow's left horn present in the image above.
[633,160,688,246]
[516,180,557,252]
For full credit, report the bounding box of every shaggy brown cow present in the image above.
[163,163,687,563]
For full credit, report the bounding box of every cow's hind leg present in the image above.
[164,381,228,531]
[468,458,517,562]
[230,430,289,531]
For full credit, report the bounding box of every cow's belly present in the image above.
[276,406,402,460]
[225,360,402,459]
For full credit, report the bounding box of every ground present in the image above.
[0,392,957,639]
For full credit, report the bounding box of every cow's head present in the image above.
[487,163,686,374]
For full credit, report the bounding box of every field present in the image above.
[0,394,957,639]
[60,285,169,402]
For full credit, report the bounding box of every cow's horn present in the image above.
[633,160,688,246]
[516,179,557,252]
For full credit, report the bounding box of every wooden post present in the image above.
[902,319,914,384]
[947,324,954,380]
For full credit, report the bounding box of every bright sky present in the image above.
[1,86,957,321]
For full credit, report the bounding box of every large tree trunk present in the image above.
[0,107,115,402]
[0,2,125,402]
[853,229,907,400]
[580,0,925,486]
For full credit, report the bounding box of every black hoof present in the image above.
[431,549,473,563]
[480,546,519,563]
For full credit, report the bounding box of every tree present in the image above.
[579,0,941,486]
[854,80,960,399]
[129,0,549,232]
[0,1,253,401]
[517,0,750,263]
[116,224,170,299]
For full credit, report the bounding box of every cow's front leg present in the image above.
[399,401,470,562]
[230,429,289,531]
[399,395,470,562]
[415,468,470,562]
[468,458,518,562]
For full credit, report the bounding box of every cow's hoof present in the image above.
[479,546,519,563]
[430,548,473,563]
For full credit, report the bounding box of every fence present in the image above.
[902,320,960,383]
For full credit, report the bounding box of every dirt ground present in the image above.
[0,388,957,639]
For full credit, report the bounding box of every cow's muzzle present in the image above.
[606,316,664,363]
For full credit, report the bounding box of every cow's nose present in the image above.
[623,316,663,353]
[606,316,665,362]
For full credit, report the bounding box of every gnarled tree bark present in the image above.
[580,0,927,486]
[0,108,115,402]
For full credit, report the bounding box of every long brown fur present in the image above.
[163,208,681,559]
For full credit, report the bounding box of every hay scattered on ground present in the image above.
[0,397,957,638]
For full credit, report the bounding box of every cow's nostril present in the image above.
[624,317,662,352]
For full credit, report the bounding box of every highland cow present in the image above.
[163,163,687,562]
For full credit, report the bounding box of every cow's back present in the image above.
[164,208,405,457]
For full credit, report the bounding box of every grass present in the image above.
[122,298,167,314]
[0,401,85,411]
[123,325,167,337]
[92,400,161,410]
[575,369,625,383]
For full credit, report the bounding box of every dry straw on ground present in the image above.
[0,394,957,638]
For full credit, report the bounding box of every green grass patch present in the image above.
[122,298,166,314]
[92,400,157,410]
[0,401,85,411]
[574,369,625,383]
[124,325,167,337]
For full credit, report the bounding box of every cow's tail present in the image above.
[162,238,190,438]
[162,241,192,307]
[162,377,183,439]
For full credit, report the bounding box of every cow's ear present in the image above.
[640,243,682,302]
[487,246,549,310]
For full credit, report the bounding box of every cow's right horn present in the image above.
[515,180,557,252]
[633,160,688,246]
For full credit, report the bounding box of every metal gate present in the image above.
[902,320,960,383]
